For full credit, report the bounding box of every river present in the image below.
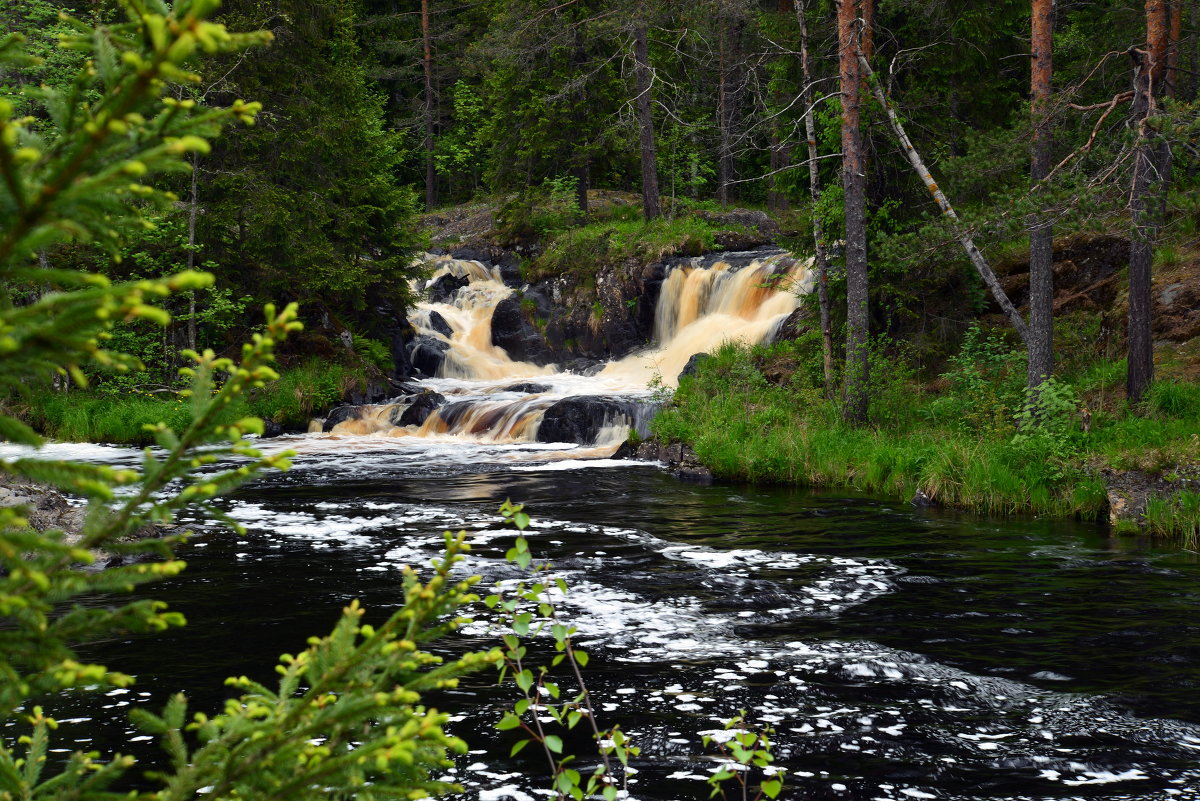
[13,251,1200,799]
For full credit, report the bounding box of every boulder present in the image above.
[770,306,812,343]
[408,334,450,376]
[392,390,445,427]
[322,405,362,432]
[535,396,648,445]
[502,383,551,394]
[490,296,555,365]
[424,310,454,339]
[677,353,711,382]
[427,273,469,303]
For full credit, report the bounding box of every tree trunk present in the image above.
[840,0,869,425]
[856,51,1031,345]
[1027,0,1055,390]
[717,16,731,207]
[421,0,437,210]
[634,22,661,220]
[187,152,199,355]
[716,7,743,208]
[1127,2,1170,403]
[1168,0,1182,97]
[767,0,792,213]
[795,0,835,398]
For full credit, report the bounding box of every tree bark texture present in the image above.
[1126,4,1169,404]
[633,23,661,220]
[421,0,437,210]
[856,51,1031,345]
[840,0,869,425]
[1027,0,1055,389]
[716,7,744,208]
[795,0,835,398]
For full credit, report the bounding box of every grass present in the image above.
[20,360,368,444]
[652,338,1199,523]
[527,217,726,282]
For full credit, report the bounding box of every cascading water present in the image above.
[320,249,811,456]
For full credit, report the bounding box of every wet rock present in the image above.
[535,396,648,445]
[490,296,555,365]
[322,405,362,432]
[392,390,445,427]
[561,358,604,376]
[911,489,934,509]
[343,378,400,406]
[262,419,286,438]
[678,353,711,382]
[502,383,551,394]
[425,310,454,339]
[614,440,714,484]
[770,306,812,343]
[427,273,469,303]
[408,334,450,376]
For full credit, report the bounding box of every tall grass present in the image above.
[651,339,1192,519]
[21,360,366,444]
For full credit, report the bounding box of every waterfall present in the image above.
[322,250,811,450]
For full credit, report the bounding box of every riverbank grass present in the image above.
[652,337,1198,525]
[18,361,368,445]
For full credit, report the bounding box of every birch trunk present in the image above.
[856,51,1031,345]
[794,0,835,398]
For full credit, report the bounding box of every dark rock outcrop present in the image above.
[770,306,812,344]
[678,353,711,382]
[425,310,454,339]
[427,273,470,303]
[409,335,450,376]
[491,296,556,365]
[614,440,714,484]
[502,383,551,394]
[535,397,655,445]
[1100,466,1200,528]
[322,405,362,431]
[392,390,445,427]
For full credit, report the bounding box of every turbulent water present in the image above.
[8,253,1200,799]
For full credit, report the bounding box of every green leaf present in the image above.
[761,779,783,798]
[497,712,522,731]
[573,649,589,667]
[544,734,564,754]
[510,739,530,756]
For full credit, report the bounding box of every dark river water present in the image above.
[16,438,1200,800]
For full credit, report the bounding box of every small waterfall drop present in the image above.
[321,249,810,455]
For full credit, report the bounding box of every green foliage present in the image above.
[241,360,365,430]
[1146,380,1200,420]
[198,0,421,308]
[927,324,1023,437]
[486,500,636,801]
[353,334,393,373]
[702,713,784,801]
[530,216,719,281]
[0,8,495,801]
[1144,491,1200,543]
[23,390,194,444]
